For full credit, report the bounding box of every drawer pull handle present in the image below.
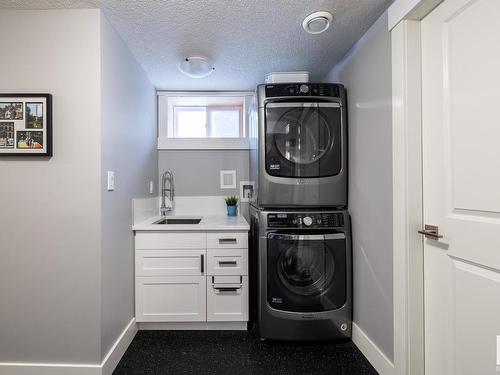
[200,254,204,274]
[214,286,241,294]
[219,261,237,267]
[219,238,237,244]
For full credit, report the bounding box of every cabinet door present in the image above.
[136,276,206,322]
[136,249,205,276]
[207,276,248,322]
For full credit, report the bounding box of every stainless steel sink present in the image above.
[153,217,202,225]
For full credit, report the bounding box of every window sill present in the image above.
[157,138,250,150]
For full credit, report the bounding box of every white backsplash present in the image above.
[132,197,160,225]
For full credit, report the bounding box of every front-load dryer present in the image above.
[250,206,352,341]
[249,83,348,208]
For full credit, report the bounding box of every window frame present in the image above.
[157,91,253,150]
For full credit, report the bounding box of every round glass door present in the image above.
[267,233,347,312]
[278,243,335,296]
[265,103,342,178]
[273,106,332,165]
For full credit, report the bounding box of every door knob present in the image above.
[418,224,443,240]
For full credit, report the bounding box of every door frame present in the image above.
[389,1,443,374]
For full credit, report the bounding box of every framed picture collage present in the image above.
[0,94,52,157]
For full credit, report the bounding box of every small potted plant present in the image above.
[225,196,239,217]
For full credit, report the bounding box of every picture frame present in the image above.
[0,94,52,157]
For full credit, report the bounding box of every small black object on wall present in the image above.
[0,93,52,157]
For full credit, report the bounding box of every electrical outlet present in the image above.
[107,171,115,191]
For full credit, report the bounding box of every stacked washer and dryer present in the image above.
[249,83,352,341]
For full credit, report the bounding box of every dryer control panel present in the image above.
[265,83,341,98]
[267,212,344,228]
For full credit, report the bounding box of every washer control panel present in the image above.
[267,212,344,228]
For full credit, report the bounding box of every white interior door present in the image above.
[421,0,500,374]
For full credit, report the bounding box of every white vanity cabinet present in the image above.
[206,232,249,322]
[134,229,248,328]
[135,232,207,322]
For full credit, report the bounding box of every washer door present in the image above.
[265,102,342,178]
[267,232,346,312]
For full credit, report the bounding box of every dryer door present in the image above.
[264,102,342,178]
[267,232,346,312]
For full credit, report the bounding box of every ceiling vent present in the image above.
[302,11,333,34]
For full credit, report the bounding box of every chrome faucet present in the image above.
[160,170,174,216]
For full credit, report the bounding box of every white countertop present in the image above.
[132,214,250,231]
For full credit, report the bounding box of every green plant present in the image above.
[225,195,238,206]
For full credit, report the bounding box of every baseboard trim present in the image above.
[352,323,395,375]
[101,318,138,375]
[0,318,137,375]
[138,321,248,331]
[0,363,100,375]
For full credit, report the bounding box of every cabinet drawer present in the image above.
[135,232,206,250]
[136,276,206,322]
[207,276,248,322]
[136,250,205,276]
[206,232,248,249]
[207,248,248,276]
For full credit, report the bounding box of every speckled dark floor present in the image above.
[113,328,378,375]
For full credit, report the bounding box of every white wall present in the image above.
[0,10,102,363]
[325,11,394,361]
[100,15,157,359]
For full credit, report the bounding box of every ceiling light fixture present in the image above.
[178,56,215,78]
[302,11,333,34]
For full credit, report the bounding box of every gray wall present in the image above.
[325,11,394,361]
[0,9,157,365]
[158,150,250,219]
[100,15,157,360]
[158,150,249,216]
[158,150,249,196]
[0,10,102,363]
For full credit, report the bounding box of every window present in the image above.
[158,92,253,149]
[173,106,242,138]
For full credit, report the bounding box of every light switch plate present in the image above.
[107,171,115,191]
[149,181,154,194]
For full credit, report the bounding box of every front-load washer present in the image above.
[249,83,348,208]
[250,206,352,340]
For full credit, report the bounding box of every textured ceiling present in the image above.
[0,0,392,90]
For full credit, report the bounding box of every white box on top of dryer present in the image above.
[265,71,309,83]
